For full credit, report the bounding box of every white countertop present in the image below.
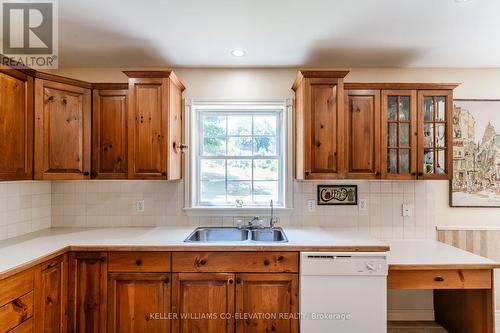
[386,239,498,268]
[0,227,386,276]
[0,227,497,278]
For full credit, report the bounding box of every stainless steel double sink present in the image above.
[184,227,288,243]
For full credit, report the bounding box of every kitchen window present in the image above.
[189,103,287,210]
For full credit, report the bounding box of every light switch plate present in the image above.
[307,200,316,212]
[359,199,368,211]
[136,200,145,213]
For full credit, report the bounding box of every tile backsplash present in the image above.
[0,181,51,240]
[50,179,436,240]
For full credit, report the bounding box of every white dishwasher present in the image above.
[300,252,388,333]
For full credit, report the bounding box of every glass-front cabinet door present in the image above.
[381,90,418,179]
[417,90,453,179]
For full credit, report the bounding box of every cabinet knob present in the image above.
[418,172,424,177]
[263,259,270,266]
[305,171,310,176]
[91,171,97,177]
[411,172,417,176]
[228,278,234,284]
[164,277,170,284]
[236,278,241,284]
[199,259,207,266]
[375,171,380,176]
[83,171,90,176]
[161,172,166,176]
[173,142,188,153]
[100,257,106,262]
[135,259,142,266]
[434,276,445,282]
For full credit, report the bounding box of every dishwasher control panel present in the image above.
[300,252,388,276]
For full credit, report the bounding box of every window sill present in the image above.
[184,207,294,217]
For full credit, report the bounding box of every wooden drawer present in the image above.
[0,292,33,333]
[108,252,171,272]
[388,269,492,289]
[6,318,32,333]
[0,269,34,307]
[172,252,298,273]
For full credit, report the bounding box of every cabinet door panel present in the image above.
[345,90,381,178]
[172,273,235,333]
[34,79,91,180]
[92,88,128,179]
[235,273,298,333]
[67,252,107,333]
[308,81,341,175]
[128,79,167,179]
[35,255,68,333]
[0,69,33,180]
[381,90,417,180]
[418,90,453,180]
[108,273,170,333]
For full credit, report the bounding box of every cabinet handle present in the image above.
[434,276,445,282]
[83,171,90,176]
[228,278,234,284]
[135,259,142,266]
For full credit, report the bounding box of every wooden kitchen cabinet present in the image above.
[108,273,171,333]
[0,66,34,181]
[124,71,185,180]
[34,73,92,180]
[344,89,381,179]
[235,273,298,333]
[417,90,453,180]
[293,70,349,179]
[0,269,35,333]
[67,252,107,333]
[92,83,129,179]
[34,254,68,333]
[381,89,418,180]
[172,273,235,333]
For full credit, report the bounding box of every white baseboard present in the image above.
[388,309,435,321]
[496,310,500,331]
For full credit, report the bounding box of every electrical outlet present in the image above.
[359,199,368,211]
[402,203,412,217]
[307,200,316,212]
[136,200,145,213]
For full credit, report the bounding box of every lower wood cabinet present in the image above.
[235,273,298,333]
[108,273,171,333]
[0,269,35,333]
[34,255,68,333]
[67,252,107,333]
[172,273,235,333]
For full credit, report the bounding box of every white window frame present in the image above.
[184,100,293,217]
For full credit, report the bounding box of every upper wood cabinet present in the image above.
[92,83,129,179]
[124,71,185,180]
[293,70,349,180]
[381,89,418,180]
[417,90,453,180]
[0,66,34,180]
[294,73,458,181]
[344,89,381,179]
[67,252,107,333]
[34,73,92,180]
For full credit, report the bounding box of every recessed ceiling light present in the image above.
[231,49,246,57]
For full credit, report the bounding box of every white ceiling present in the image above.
[59,0,500,68]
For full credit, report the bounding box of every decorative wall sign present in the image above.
[317,185,358,205]
[450,99,500,207]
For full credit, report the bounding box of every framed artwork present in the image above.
[450,99,500,207]
[317,185,358,205]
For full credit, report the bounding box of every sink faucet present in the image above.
[269,200,279,229]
